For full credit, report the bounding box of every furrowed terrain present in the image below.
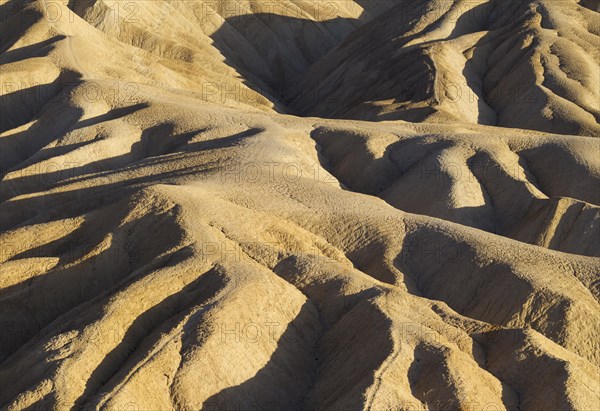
[0,1,599,410]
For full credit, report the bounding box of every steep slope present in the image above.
[312,123,600,256]
[1,0,599,410]
[62,0,396,106]
[1,81,598,410]
[290,0,600,136]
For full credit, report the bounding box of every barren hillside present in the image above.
[1,1,599,410]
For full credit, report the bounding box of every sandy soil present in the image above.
[1,1,599,410]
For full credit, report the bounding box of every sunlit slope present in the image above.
[0,81,598,410]
[0,1,599,410]
[291,0,600,136]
